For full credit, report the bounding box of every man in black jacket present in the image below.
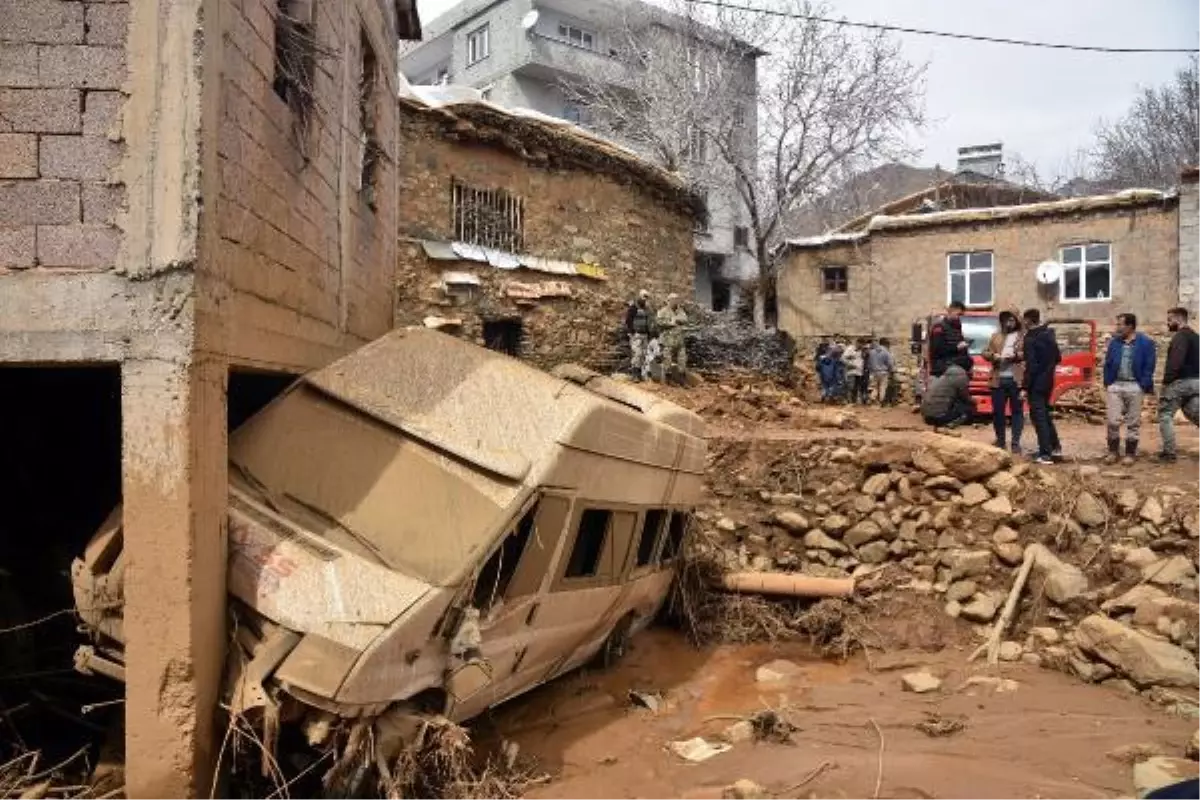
[928,300,973,377]
[1022,308,1062,465]
[1157,306,1200,462]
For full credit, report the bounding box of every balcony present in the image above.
[515,32,636,89]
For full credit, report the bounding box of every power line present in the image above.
[683,0,1199,54]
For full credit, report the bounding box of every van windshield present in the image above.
[960,316,999,355]
[230,387,517,586]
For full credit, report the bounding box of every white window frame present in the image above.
[1058,242,1113,303]
[466,23,490,66]
[946,251,994,308]
[556,22,596,50]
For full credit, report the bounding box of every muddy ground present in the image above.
[469,392,1200,800]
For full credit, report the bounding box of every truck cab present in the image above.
[912,312,1097,415]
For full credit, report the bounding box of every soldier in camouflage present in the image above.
[656,293,689,385]
[624,290,655,381]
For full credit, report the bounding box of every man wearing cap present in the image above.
[624,290,655,380]
[656,293,689,385]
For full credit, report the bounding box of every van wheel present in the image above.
[598,614,635,668]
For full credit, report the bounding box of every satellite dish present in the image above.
[521,9,539,30]
[1036,261,1062,285]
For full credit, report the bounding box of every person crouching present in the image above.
[921,363,975,428]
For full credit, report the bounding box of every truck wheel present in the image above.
[597,614,635,668]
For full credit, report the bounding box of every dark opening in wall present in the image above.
[483,319,523,357]
[272,0,319,149]
[358,29,382,210]
[711,280,732,312]
[228,369,296,432]
[0,365,123,770]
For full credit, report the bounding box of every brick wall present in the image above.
[0,0,128,269]
[394,105,695,371]
[779,203,1181,343]
[210,0,401,369]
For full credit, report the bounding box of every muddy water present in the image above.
[474,629,1197,799]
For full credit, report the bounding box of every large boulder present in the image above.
[772,511,810,534]
[844,520,884,548]
[947,549,993,580]
[862,473,892,498]
[856,441,915,470]
[1029,543,1088,605]
[960,593,1000,623]
[1142,556,1198,588]
[917,433,1010,481]
[1072,492,1108,528]
[1102,585,1168,615]
[960,483,991,507]
[1074,614,1199,688]
[1132,758,1200,797]
[803,530,848,554]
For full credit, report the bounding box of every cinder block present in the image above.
[82,90,124,137]
[36,222,119,266]
[0,88,81,133]
[39,134,120,179]
[0,226,36,267]
[0,133,38,178]
[0,0,85,45]
[0,44,39,87]
[38,44,125,89]
[84,3,129,46]
[0,179,79,225]
[82,181,124,224]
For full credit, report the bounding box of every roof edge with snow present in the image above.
[779,189,1176,254]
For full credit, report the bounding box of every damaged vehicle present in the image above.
[71,328,705,792]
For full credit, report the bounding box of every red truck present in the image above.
[912,312,1097,416]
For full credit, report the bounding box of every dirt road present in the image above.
[477,630,1195,799]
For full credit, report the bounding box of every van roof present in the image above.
[303,328,705,483]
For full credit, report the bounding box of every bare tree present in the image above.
[562,0,926,315]
[1092,57,1198,189]
[1004,149,1100,196]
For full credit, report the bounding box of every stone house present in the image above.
[0,0,420,796]
[394,84,700,372]
[777,189,1185,346]
[1179,166,1198,312]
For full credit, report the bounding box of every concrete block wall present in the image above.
[206,0,402,373]
[778,204,1181,343]
[394,105,695,371]
[0,0,128,269]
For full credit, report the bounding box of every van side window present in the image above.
[660,511,689,562]
[636,509,667,567]
[472,502,537,608]
[565,509,610,578]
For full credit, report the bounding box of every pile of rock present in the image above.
[698,431,1200,698]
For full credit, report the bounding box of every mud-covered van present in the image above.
[71,328,706,788]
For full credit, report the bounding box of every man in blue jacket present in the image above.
[1103,313,1157,465]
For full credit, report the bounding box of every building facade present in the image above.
[394,90,697,371]
[1179,166,1198,313]
[399,0,760,312]
[777,191,1183,343]
[0,0,420,795]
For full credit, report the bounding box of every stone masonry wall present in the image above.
[394,107,695,372]
[208,0,401,372]
[1179,176,1197,313]
[779,203,1181,343]
[0,0,128,269]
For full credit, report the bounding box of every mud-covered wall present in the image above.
[393,106,695,371]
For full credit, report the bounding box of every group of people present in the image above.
[815,338,899,406]
[624,290,689,384]
[920,300,1199,466]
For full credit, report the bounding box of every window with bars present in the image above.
[733,226,749,249]
[1059,243,1112,302]
[451,180,524,252]
[821,266,848,294]
[946,251,993,307]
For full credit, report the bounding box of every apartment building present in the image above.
[400,0,761,311]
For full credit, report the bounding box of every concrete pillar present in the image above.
[122,355,227,798]
[1180,170,1200,316]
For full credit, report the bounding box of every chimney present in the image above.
[957,143,1004,179]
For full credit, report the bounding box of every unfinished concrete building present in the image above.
[0,0,421,795]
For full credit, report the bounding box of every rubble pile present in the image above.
[691,432,1200,700]
[683,311,796,383]
[656,375,858,431]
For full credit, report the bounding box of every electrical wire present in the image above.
[683,0,1198,54]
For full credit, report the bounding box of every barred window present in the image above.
[452,180,524,252]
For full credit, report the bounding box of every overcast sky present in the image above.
[414,0,1198,175]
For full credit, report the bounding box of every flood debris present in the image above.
[668,737,731,763]
[914,712,966,738]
